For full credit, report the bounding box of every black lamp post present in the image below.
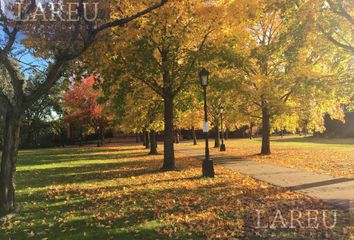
[200,68,215,178]
[220,106,226,151]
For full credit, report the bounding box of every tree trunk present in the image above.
[135,133,140,143]
[0,108,21,215]
[79,128,83,146]
[162,97,176,170]
[261,107,271,155]
[96,129,101,147]
[145,131,150,149]
[139,131,146,146]
[214,125,220,148]
[100,129,105,147]
[142,130,147,146]
[192,126,197,145]
[149,131,158,155]
[175,129,180,144]
[250,122,253,139]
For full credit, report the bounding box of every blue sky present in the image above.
[0,27,49,79]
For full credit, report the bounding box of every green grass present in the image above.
[0,138,352,239]
[229,135,354,151]
[215,136,354,178]
[0,146,171,240]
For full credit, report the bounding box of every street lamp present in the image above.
[220,106,226,151]
[200,68,215,178]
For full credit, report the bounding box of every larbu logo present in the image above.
[0,0,103,22]
[255,209,338,229]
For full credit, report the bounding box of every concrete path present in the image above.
[175,145,354,212]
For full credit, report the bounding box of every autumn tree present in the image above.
[204,70,240,148]
[63,75,109,146]
[89,1,224,170]
[177,92,204,145]
[219,0,351,154]
[0,0,168,216]
[107,79,164,155]
[316,0,353,53]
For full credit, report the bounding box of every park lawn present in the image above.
[202,136,354,178]
[0,144,351,239]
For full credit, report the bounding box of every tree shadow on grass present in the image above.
[5,171,350,240]
[18,147,146,166]
[3,146,350,240]
[16,159,162,188]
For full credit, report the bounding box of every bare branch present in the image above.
[0,0,37,55]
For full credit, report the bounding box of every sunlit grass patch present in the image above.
[192,136,354,178]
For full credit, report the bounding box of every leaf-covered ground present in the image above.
[0,144,352,239]
[201,136,354,178]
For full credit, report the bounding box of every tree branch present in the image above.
[326,0,354,25]
[24,60,66,108]
[173,28,213,96]
[280,90,293,103]
[318,25,354,52]
[120,57,164,97]
[93,0,168,34]
[0,57,23,98]
[0,0,36,55]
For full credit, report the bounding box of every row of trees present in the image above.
[83,0,353,165]
[0,0,352,216]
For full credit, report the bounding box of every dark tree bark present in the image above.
[100,128,105,147]
[162,97,176,170]
[142,130,147,146]
[96,129,101,147]
[145,131,150,149]
[192,126,197,145]
[261,107,271,155]
[79,128,83,147]
[135,133,140,143]
[249,122,253,139]
[214,125,220,148]
[0,108,21,215]
[149,131,158,155]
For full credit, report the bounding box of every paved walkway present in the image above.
[175,145,354,212]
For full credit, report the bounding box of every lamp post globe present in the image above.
[199,68,209,87]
